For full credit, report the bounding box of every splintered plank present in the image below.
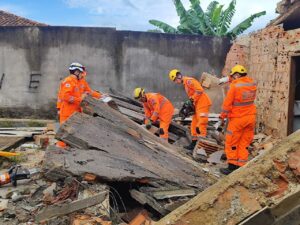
[130,190,170,216]
[0,136,25,150]
[53,96,216,188]
[151,189,196,200]
[109,92,190,139]
[35,191,108,222]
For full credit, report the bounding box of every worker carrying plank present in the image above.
[219,65,257,175]
[56,62,103,148]
[169,69,212,150]
[133,88,174,141]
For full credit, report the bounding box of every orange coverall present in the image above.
[182,76,212,138]
[56,72,101,111]
[143,93,174,140]
[56,74,102,148]
[220,76,257,167]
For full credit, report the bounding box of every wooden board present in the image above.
[0,136,25,150]
[52,96,216,188]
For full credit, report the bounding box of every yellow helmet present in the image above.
[169,69,180,81]
[133,87,145,99]
[230,65,247,76]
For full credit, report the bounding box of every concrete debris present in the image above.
[0,89,287,224]
[156,130,300,225]
[0,199,8,211]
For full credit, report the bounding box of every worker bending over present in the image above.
[219,65,257,175]
[134,88,174,141]
[56,62,102,148]
[169,69,212,150]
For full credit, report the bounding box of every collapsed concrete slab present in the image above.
[45,96,216,189]
[155,130,300,225]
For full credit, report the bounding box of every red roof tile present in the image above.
[0,10,47,26]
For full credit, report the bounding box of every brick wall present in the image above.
[223,25,300,138]
[222,36,250,76]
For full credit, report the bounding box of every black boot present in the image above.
[219,164,239,175]
[221,153,227,161]
[184,140,197,151]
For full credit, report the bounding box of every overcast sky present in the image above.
[0,0,279,33]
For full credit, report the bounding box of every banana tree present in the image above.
[149,0,266,39]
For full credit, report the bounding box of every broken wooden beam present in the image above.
[130,190,170,216]
[151,189,196,200]
[0,136,25,151]
[109,91,190,140]
[35,191,108,222]
[52,111,215,187]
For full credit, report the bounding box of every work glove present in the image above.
[159,128,165,135]
[185,99,194,106]
[218,76,230,85]
[196,127,201,135]
[145,120,152,130]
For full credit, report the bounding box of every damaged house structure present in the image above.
[223,0,300,138]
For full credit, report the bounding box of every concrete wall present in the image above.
[0,26,231,118]
[223,25,300,138]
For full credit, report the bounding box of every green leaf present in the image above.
[173,0,198,34]
[206,1,219,18]
[211,5,224,26]
[187,9,203,34]
[217,0,236,35]
[227,11,266,39]
[189,0,216,35]
[149,20,178,34]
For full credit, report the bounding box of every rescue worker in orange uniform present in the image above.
[219,65,257,175]
[169,69,212,150]
[56,63,102,148]
[133,88,174,141]
[56,63,101,114]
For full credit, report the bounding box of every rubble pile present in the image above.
[0,89,290,225]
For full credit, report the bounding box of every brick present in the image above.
[288,150,300,180]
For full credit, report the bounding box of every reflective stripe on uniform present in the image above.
[226,130,233,135]
[235,82,257,87]
[222,110,230,113]
[153,112,159,117]
[69,96,74,103]
[199,113,208,117]
[195,90,203,95]
[233,101,254,106]
[237,159,248,163]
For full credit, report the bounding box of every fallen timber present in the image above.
[47,96,216,189]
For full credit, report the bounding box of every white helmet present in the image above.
[69,62,84,72]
